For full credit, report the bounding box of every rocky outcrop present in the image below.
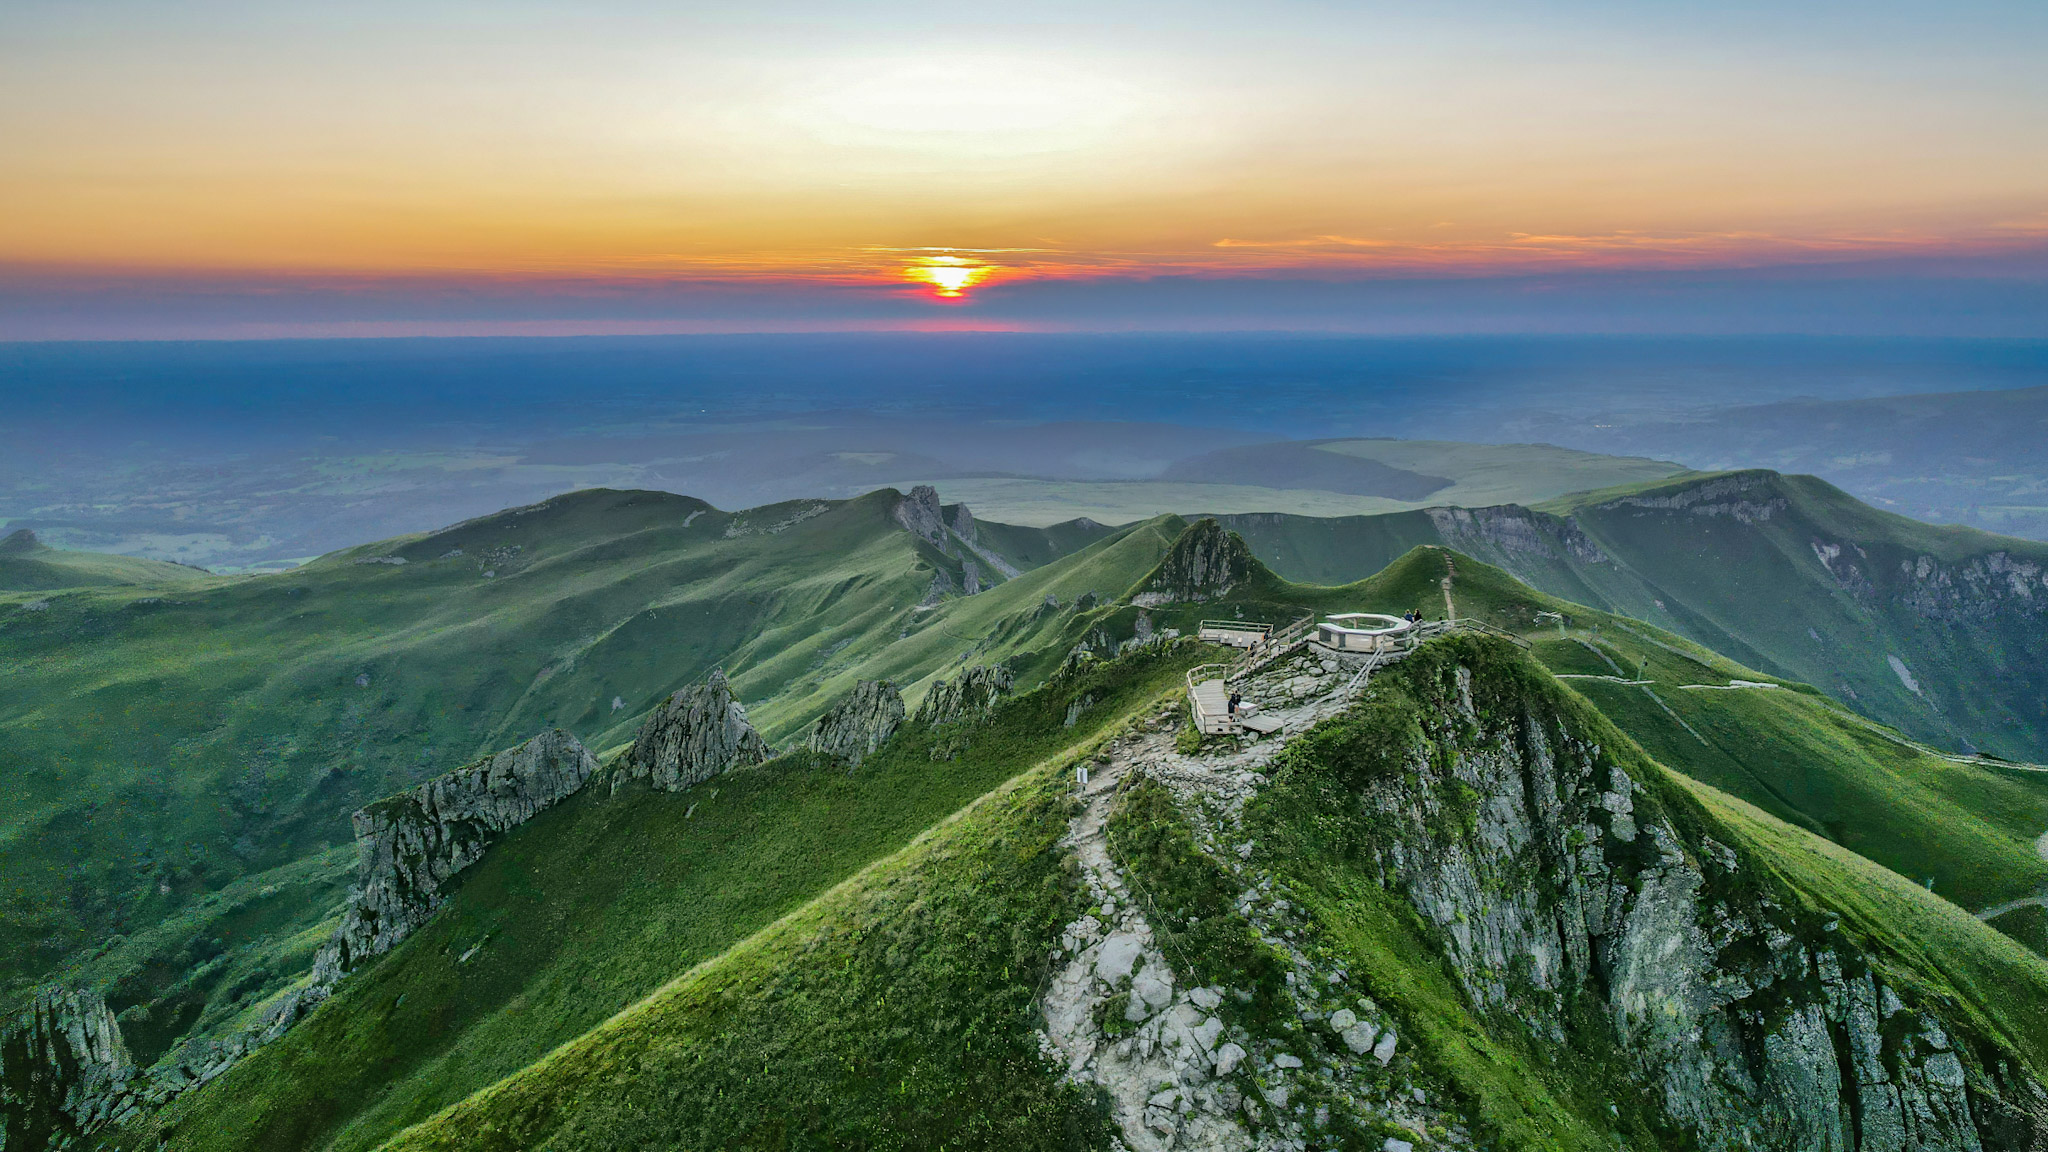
[893,486,1015,592]
[0,529,44,555]
[1596,471,1789,523]
[893,485,950,550]
[0,729,602,1148]
[1351,647,2032,1150]
[316,728,598,980]
[1425,505,1611,564]
[808,680,905,767]
[613,671,772,791]
[0,989,136,1151]
[914,665,1014,726]
[1886,550,2048,623]
[1134,519,1257,606]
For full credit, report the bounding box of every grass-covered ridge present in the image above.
[0,528,217,592]
[139,640,1206,1152]
[374,759,1100,1152]
[1167,537,2048,929]
[0,486,1140,1013]
[1214,469,2048,762]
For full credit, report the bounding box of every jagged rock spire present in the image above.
[808,680,906,768]
[0,987,135,1147]
[915,665,1014,726]
[616,670,772,792]
[893,485,950,550]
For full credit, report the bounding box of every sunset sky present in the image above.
[5,0,2046,337]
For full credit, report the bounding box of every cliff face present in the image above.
[1134,519,1257,606]
[807,680,905,767]
[892,485,950,550]
[1810,541,2048,627]
[0,730,600,1151]
[1340,645,2043,1149]
[613,671,771,792]
[1425,505,1611,565]
[914,665,1014,726]
[0,989,135,1151]
[318,728,598,979]
[1593,471,1791,524]
[1070,636,2048,1151]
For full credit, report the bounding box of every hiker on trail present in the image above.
[1228,690,1242,716]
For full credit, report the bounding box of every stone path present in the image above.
[1038,642,1435,1151]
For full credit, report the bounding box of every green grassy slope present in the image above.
[375,762,1099,1152]
[142,643,1204,1152]
[29,503,2048,1145]
[749,514,1189,732]
[1081,535,2048,928]
[1213,470,2048,762]
[336,637,2048,1152]
[1,484,1189,1108]
[0,490,885,993]
[1291,546,2048,919]
[970,516,1119,571]
[1545,470,2048,758]
[0,529,218,592]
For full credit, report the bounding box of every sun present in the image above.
[906,255,994,300]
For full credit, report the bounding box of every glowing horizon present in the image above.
[2,0,2045,332]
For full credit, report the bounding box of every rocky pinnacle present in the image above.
[615,670,772,791]
[808,680,906,768]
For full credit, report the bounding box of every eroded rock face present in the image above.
[1425,505,1610,564]
[808,680,905,767]
[317,729,598,979]
[914,665,1014,726]
[893,485,949,550]
[0,988,135,1150]
[614,670,771,792]
[1357,656,2030,1151]
[1596,471,1789,523]
[1135,519,1256,606]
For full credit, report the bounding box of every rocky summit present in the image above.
[893,484,951,550]
[1135,517,1259,605]
[614,669,773,790]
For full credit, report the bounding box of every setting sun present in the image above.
[905,256,994,299]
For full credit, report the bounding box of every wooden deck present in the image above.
[1198,620,1271,649]
[1190,676,1235,735]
